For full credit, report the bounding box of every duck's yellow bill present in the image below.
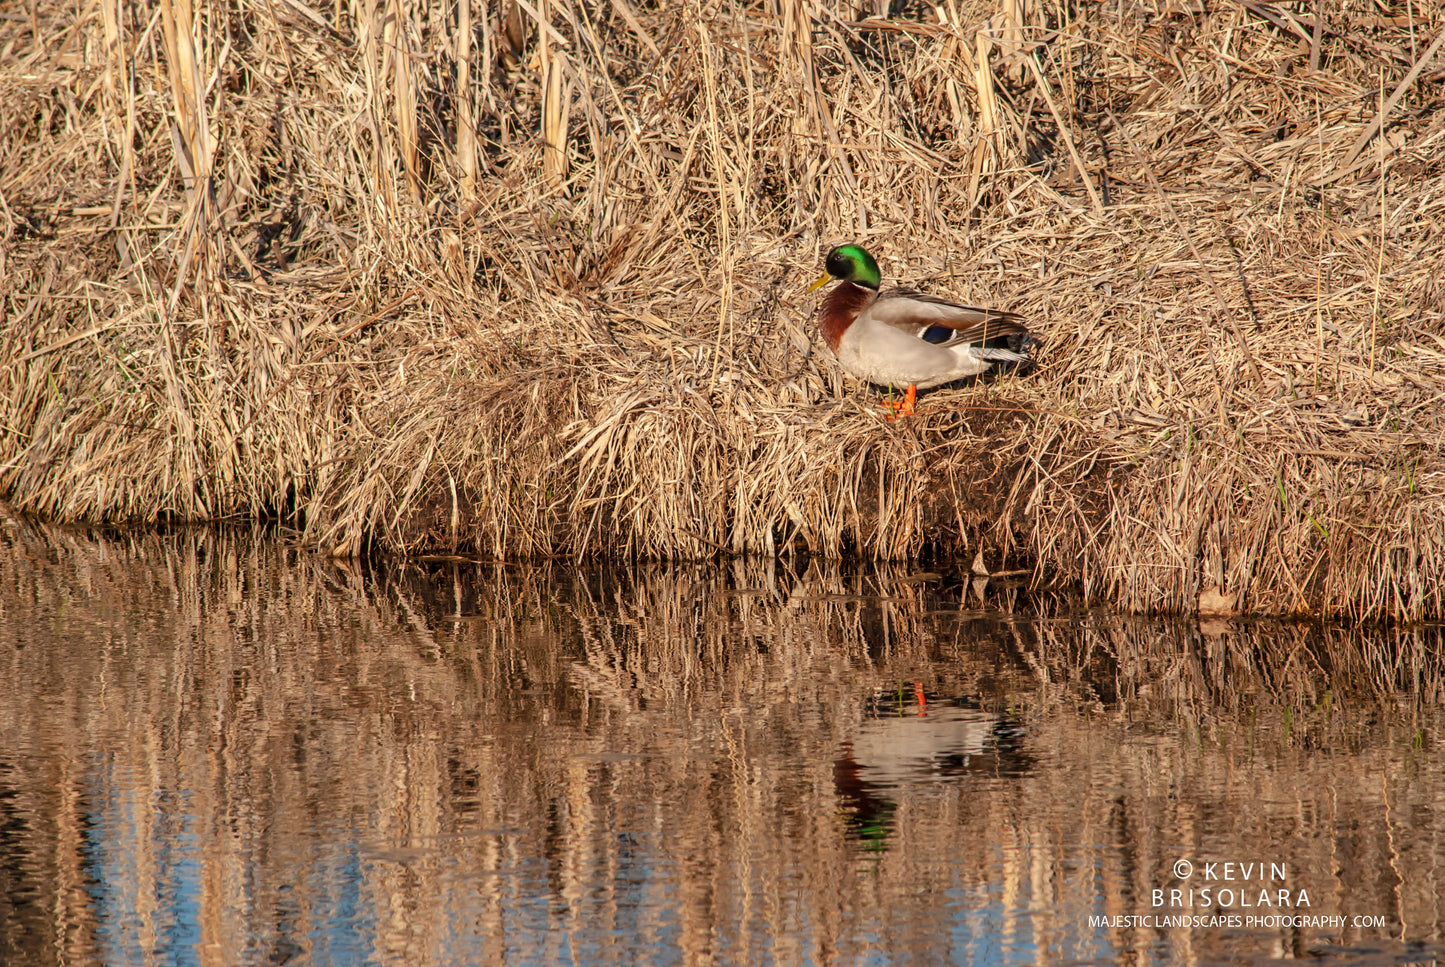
[807,273,831,292]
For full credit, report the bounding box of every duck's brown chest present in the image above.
[818,282,876,353]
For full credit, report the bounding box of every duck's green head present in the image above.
[808,244,881,292]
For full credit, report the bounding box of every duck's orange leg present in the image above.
[881,384,918,420]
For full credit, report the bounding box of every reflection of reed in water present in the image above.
[1,518,1443,965]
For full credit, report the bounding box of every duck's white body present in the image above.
[821,283,1030,390]
[833,295,1025,389]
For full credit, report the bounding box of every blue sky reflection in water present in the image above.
[1,520,1443,966]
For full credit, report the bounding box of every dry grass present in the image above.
[2,0,1444,619]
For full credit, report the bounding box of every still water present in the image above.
[1,516,1443,966]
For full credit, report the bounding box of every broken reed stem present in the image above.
[539,0,568,187]
[698,22,733,387]
[998,0,1024,83]
[457,0,476,197]
[98,0,121,106]
[157,0,214,298]
[391,0,421,202]
[969,28,999,213]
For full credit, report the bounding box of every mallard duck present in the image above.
[809,244,1033,417]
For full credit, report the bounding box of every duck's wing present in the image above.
[868,287,1029,344]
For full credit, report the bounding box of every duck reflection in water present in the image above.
[834,683,1033,851]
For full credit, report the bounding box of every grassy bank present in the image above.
[2,0,1443,618]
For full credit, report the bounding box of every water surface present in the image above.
[1,516,1442,965]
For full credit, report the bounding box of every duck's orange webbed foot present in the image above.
[880,385,918,421]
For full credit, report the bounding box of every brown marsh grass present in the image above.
[2,0,1444,618]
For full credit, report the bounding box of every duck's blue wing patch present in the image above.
[921,325,953,344]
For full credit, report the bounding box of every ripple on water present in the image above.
[0,521,1442,965]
